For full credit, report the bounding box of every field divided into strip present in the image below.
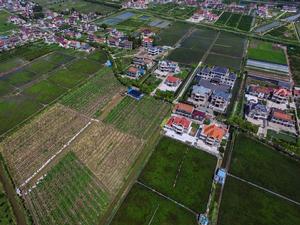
[215,12,253,32]
[24,152,110,225]
[0,45,107,136]
[104,96,171,140]
[140,137,217,212]
[0,104,90,187]
[167,28,218,65]
[61,67,125,117]
[66,121,144,196]
[229,133,300,203]
[218,176,300,225]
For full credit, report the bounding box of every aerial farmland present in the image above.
[0,0,300,225]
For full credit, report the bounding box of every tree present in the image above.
[32,4,44,19]
[100,23,108,30]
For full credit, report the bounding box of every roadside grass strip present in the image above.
[218,176,300,225]
[230,133,300,203]
[24,152,109,225]
[110,184,198,225]
[139,137,217,212]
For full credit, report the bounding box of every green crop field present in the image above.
[218,177,300,225]
[140,137,217,212]
[23,80,66,104]
[156,22,193,47]
[25,152,109,225]
[0,58,26,74]
[230,133,300,202]
[0,182,16,225]
[0,95,43,135]
[248,40,287,65]
[0,10,17,33]
[167,28,218,65]
[266,24,298,41]
[288,46,300,85]
[0,45,107,136]
[215,12,231,25]
[36,0,117,14]
[104,96,171,139]
[205,32,245,70]
[237,15,253,31]
[225,13,242,28]
[110,184,198,225]
[61,67,125,116]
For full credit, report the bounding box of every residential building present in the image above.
[165,115,192,134]
[142,36,153,48]
[158,60,180,74]
[190,85,212,107]
[247,84,273,99]
[196,66,237,88]
[209,91,231,112]
[271,88,291,104]
[126,67,145,78]
[173,103,194,118]
[246,102,268,120]
[148,46,163,56]
[198,123,227,147]
[269,108,295,128]
[165,75,181,87]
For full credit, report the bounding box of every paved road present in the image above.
[228,173,300,207]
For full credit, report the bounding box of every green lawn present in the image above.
[218,177,300,225]
[230,133,300,202]
[0,81,14,97]
[0,58,25,74]
[248,40,287,65]
[140,137,217,212]
[25,59,57,74]
[110,184,198,225]
[23,80,66,104]
[67,59,102,75]
[4,70,38,87]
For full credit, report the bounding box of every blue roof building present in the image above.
[214,168,227,185]
[127,87,144,100]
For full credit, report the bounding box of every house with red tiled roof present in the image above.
[142,36,153,48]
[173,103,194,118]
[165,75,181,87]
[165,115,192,134]
[269,108,295,128]
[198,124,227,147]
[271,88,291,104]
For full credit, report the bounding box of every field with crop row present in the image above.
[0,104,90,187]
[25,152,109,225]
[215,12,253,32]
[61,67,125,117]
[104,96,171,139]
[67,121,144,195]
[0,182,16,225]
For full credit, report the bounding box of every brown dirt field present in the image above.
[0,103,90,187]
[67,121,144,196]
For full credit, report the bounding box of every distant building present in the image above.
[165,115,192,134]
[269,108,295,128]
[158,60,180,74]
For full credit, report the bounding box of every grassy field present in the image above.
[25,152,110,225]
[218,177,300,225]
[225,13,242,28]
[61,67,125,117]
[140,137,217,212]
[110,184,198,225]
[215,12,231,25]
[0,10,17,33]
[266,24,298,41]
[0,182,16,225]
[167,28,218,65]
[237,15,253,31]
[230,133,300,202]
[156,22,193,46]
[0,104,90,186]
[104,96,171,139]
[248,40,287,65]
